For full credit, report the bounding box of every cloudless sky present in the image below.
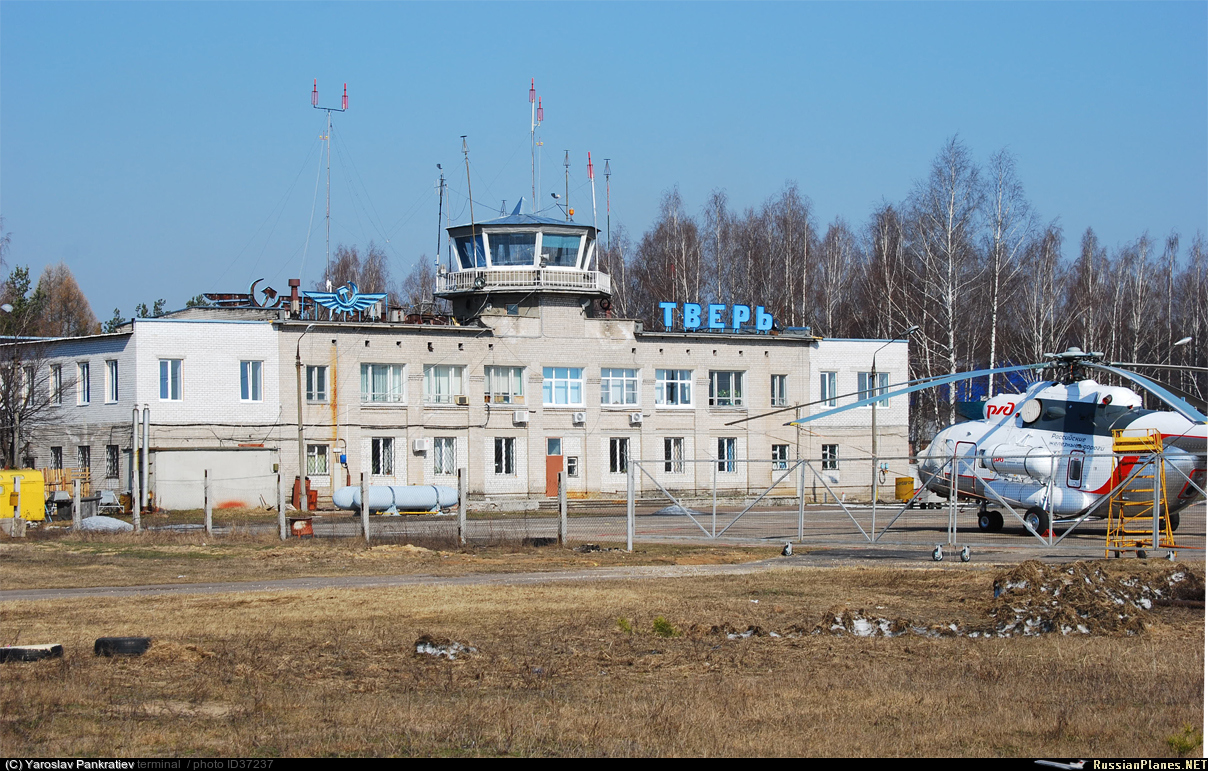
[2,2,1205,316]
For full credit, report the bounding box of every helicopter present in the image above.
[788,347,1207,537]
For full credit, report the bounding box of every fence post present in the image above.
[457,468,467,547]
[558,471,567,546]
[277,471,286,541]
[626,460,635,552]
[203,469,212,536]
[712,458,718,538]
[13,476,23,537]
[360,472,370,544]
[797,460,805,543]
[72,478,82,530]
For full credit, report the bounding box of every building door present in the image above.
[545,437,563,497]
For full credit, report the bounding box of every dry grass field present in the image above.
[1,535,1203,757]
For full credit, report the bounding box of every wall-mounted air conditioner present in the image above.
[629,412,644,425]
[413,438,432,453]
[572,411,587,424]
[454,395,469,406]
[513,410,530,424]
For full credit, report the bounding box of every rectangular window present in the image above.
[489,232,537,267]
[539,233,582,267]
[361,364,405,404]
[306,366,328,402]
[77,362,91,405]
[240,360,263,402]
[566,456,579,478]
[822,444,838,470]
[771,374,787,407]
[820,371,837,407]
[717,437,737,473]
[434,437,456,475]
[424,364,465,404]
[655,369,692,406]
[77,446,91,472]
[307,444,329,476]
[371,437,394,476]
[159,359,182,401]
[609,437,630,474]
[485,366,525,404]
[542,367,584,406]
[772,444,790,470]
[50,447,62,470]
[858,372,890,407]
[664,437,684,474]
[106,360,119,403]
[601,368,639,406]
[709,371,745,407]
[494,437,516,475]
[546,437,562,456]
[105,445,120,479]
[50,365,63,405]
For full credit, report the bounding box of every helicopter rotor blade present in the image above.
[1084,362,1207,424]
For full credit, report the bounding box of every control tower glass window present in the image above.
[455,235,486,269]
[490,233,536,267]
[540,234,581,267]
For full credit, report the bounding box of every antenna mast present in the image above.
[604,159,611,251]
[563,151,570,222]
[588,152,597,233]
[463,136,477,265]
[529,79,542,214]
[312,80,348,290]
[436,165,445,270]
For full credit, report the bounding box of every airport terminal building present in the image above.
[18,214,910,509]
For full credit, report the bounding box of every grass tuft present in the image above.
[651,616,680,638]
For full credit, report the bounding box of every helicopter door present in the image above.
[955,442,978,478]
[1066,449,1085,489]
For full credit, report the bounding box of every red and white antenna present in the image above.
[342,83,348,111]
[311,79,318,107]
[311,79,349,288]
[588,152,598,236]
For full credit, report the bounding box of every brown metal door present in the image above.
[545,455,563,497]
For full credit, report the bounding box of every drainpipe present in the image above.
[141,405,150,513]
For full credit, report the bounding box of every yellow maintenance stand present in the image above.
[0,469,47,522]
[1106,429,1174,558]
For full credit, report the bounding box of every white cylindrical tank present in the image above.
[331,485,459,513]
[981,444,1057,481]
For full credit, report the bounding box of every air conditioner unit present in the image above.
[454,395,469,406]
[513,410,529,424]
[572,411,587,424]
[629,412,644,425]
[413,438,432,453]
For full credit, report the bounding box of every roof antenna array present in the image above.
[312,79,349,291]
[530,79,543,214]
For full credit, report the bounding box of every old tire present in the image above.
[1023,507,1050,535]
[0,644,63,663]
[94,637,151,657]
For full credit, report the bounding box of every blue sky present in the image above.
[2,2,1205,316]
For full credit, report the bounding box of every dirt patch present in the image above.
[141,641,217,663]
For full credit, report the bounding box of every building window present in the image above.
[434,437,456,475]
[655,369,692,406]
[371,437,394,476]
[50,365,62,405]
[77,446,91,472]
[771,374,787,407]
[822,444,839,470]
[240,360,263,402]
[664,437,684,474]
[361,364,405,404]
[709,371,744,407]
[820,371,837,407]
[160,359,182,401]
[77,362,91,405]
[601,368,638,406]
[424,365,465,404]
[717,437,737,473]
[106,360,119,403]
[50,447,62,470]
[566,456,579,478]
[858,372,890,407]
[22,366,34,405]
[547,437,562,456]
[306,366,328,402]
[772,444,790,470]
[105,445,120,479]
[609,437,629,474]
[543,367,584,406]
[494,437,516,475]
[485,366,525,404]
[307,444,329,476]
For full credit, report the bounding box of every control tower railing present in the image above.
[436,268,611,295]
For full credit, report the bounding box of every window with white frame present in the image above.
[822,444,839,470]
[434,437,456,475]
[306,366,328,402]
[664,437,684,474]
[240,360,263,402]
[50,365,62,405]
[160,359,182,401]
[106,445,120,479]
[307,444,329,476]
[820,371,837,407]
[106,360,119,403]
[494,437,516,475]
[655,369,692,406]
[543,367,584,406]
[371,437,394,476]
[717,437,737,473]
[361,364,405,404]
[485,366,525,404]
[772,444,790,470]
[771,374,787,407]
[709,371,744,407]
[424,365,465,404]
[601,368,638,406]
[77,362,91,405]
[609,437,629,474]
[858,371,890,407]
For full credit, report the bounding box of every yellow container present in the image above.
[895,477,916,502]
[0,470,46,521]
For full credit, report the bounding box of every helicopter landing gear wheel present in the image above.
[978,510,1004,533]
[1023,506,1050,535]
[1167,511,1180,532]
[1136,549,1148,560]
[932,545,944,562]
[960,546,971,562]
